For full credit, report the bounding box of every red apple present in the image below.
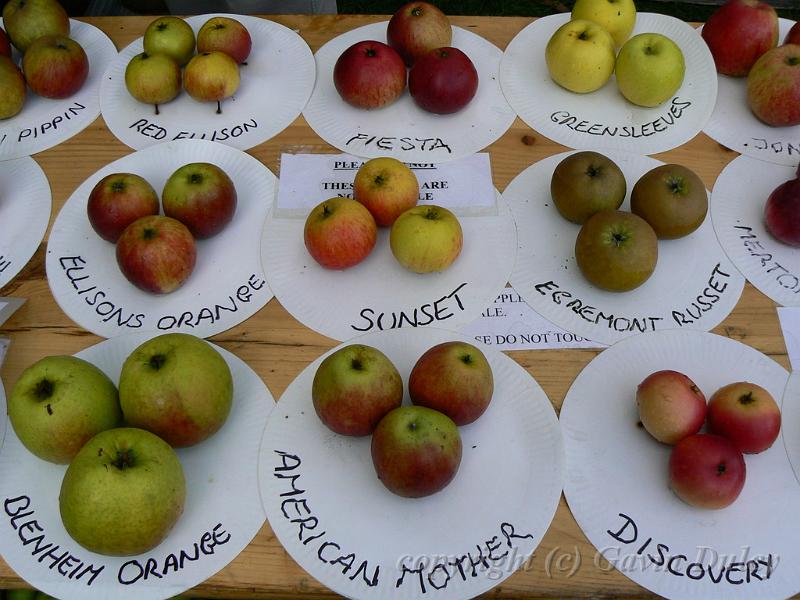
[409,341,493,426]
[197,16,251,65]
[304,197,377,269]
[747,44,800,126]
[387,1,452,66]
[183,51,240,114]
[701,0,778,77]
[312,344,403,436]
[669,433,746,509]
[707,381,781,453]
[162,162,237,239]
[87,173,160,243]
[353,157,419,227]
[408,47,478,114]
[116,215,196,295]
[785,22,800,46]
[764,166,800,246]
[636,370,707,445]
[333,40,406,110]
[22,35,89,99]
[0,27,11,58]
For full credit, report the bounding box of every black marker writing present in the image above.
[351,282,468,332]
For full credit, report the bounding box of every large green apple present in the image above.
[389,204,463,273]
[615,33,685,107]
[8,355,121,464]
[550,151,627,224]
[571,0,637,47]
[59,427,186,556]
[142,16,195,67]
[2,0,69,52]
[545,19,616,94]
[630,164,708,239]
[118,333,233,448]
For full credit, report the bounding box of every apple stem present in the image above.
[111,448,135,470]
[738,392,755,405]
[424,207,439,220]
[154,104,160,116]
[242,61,248,66]
[216,101,222,115]
[407,422,417,432]
[34,379,54,399]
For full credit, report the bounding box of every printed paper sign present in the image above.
[778,307,800,371]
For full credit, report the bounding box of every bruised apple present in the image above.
[636,370,706,445]
[669,433,746,509]
[707,381,781,453]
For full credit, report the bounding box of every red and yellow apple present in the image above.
[747,44,800,127]
[669,433,746,509]
[124,52,182,114]
[304,197,377,269]
[87,173,160,243]
[162,162,237,239]
[333,40,406,110]
[2,0,69,53]
[22,35,89,99]
[197,16,251,65]
[389,205,463,273]
[353,157,419,227]
[707,381,781,454]
[636,370,706,445]
[183,51,240,113]
[386,1,452,66]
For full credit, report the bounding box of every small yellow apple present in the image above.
[572,0,637,47]
[545,19,616,94]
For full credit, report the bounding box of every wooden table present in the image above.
[0,14,788,599]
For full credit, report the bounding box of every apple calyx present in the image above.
[407,421,418,432]
[666,176,686,195]
[738,391,755,406]
[110,448,136,470]
[34,379,54,400]
[717,462,727,476]
[424,207,440,220]
[189,173,203,185]
[156,22,169,33]
[578,31,590,41]
[142,227,157,240]
[148,354,167,370]
[644,45,657,56]
[212,23,226,31]
[411,6,423,17]
[459,353,474,365]
[786,56,800,67]
[365,48,377,58]
[350,358,363,370]
[586,164,602,178]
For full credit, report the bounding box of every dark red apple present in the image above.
[765,166,800,246]
[387,1,452,66]
[747,44,800,126]
[87,173,160,243]
[636,370,707,445]
[161,162,237,239]
[785,22,800,46]
[707,381,781,454]
[0,27,11,58]
[669,433,746,509]
[409,47,478,114]
[22,35,89,99]
[333,40,406,109]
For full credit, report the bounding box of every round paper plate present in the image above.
[561,329,799,600]
[505,149,743,345]
[711,154,800,306]
[259,327,563,600]
[500,13,717,155]
[0,19,117,161]
[46,139,274,339]
[782,370,800,486]
[100,14,315,151]
[262,192,517,341]
[703,19,799,166]
[303,22,516,163]
[0,331,271,600]
[0,157,51,289]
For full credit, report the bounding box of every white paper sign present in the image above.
[0,297,25,327]
[778,307,800,371]
[276,153,496,216]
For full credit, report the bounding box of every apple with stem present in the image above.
[390,205,463,273]
[183,51,240,114]
[707,381,781,453]
[125,52,182,115]
[353,157,419,227]
[162,162,237,239]
[545,19,616,94]
[87,172,160,243]
[2,0,69,53]
[304,197,377,269]
[409,46,478,114]
[197,16,251,65]
[333,40,406,109]
[22,35,89,99]
[636,370,706,445]
[669,433,746,509]
[142,16,195,67]
[387,1,452,66]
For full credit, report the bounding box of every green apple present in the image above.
[59,427,186,556]
[550,151,627,224]
[118,333,233,448]
[545,19,616,94]
[615,33,685,107]
[6,589,38,600]
[143,16,195,67]
[125,52,182,115]
[2,0,69,53]
[572,0,637,47]
[631,164,708,239]
[8,355,121,464]
[389,205,463,273]
[183,51,240,114]
[0,55,26,120]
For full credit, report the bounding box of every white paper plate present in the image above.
[561,329,799,599]
[500,13,717,155]
[0,19,116,161]
[303,22,516,163]
[506,149,744,345]
[100,14,315,151]
[703,19,800,166]
[46,139,274,339]
[711,154,800,306]
[0,331,271,600]
[262,191,516,341]
[259,327,563,600]
[782,370,800,486]
[0,377,6,454]
[0,157,51,289]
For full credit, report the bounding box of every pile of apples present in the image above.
[87,162,237,294]
[549,151,708,292]
[333,1,479,114]
[637,370,781,509]
[312,340,493,497]
[7,332,234,555]
[304,156,463,273]
[545,0,685,107]
[0,0,89,120]
[125,15,251,115]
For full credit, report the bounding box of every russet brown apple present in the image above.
[550,151,626,224]
[630,164,708,239]
[387,1,452,66]
[707,381,781,454]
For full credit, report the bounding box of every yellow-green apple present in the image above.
[183,50,240,114]
[22,35,88,99]
[2,0,69,53]
[197,16,251,65]
[0,27,11,57]
[701,0,778,77]
[386,1,452,66]
[668,433,746,509]
[162,162,237,239]
[115,215,196,294]
[571,0,637,47]
[353,157,419,226]
[785,22,800,46]
[142,16,195,67]
[747,44,800,126]
[408,46,478,114]
[575,210,658,292]
[765,166,800,246]
[333,40,407,109]
[8,355,121,464]
[636,370,707,445]
[631,164,708,239]
[371,405,462,498]
[304,197,377,269]
[124,51,182,115]
[615,33,685,107]
[59,427,186,556]
[409,341,493,426]
[87,173,160,243]
[545,19,615,94]
[118,333,234,448]
[0,56,25,120]
[707,381,781,453]
[550,151,626,224]
[312,344,403,436]
[390,205,463,273]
